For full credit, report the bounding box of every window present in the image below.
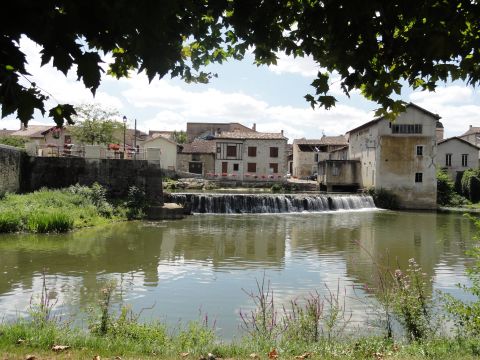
[314,153,319,162]
[415,172,423,183]
[248,146,257,157]
[416,145,423,156]
[247,163,256,173]
[216,146,221,153]
[462,154,468,167]
[392,124,423,134]
[269,163,278,173]
[332,165,339,176]
[227,145,237,157]
[233,163,239,171]
[270,147,279,158]
[191,154,200,161]
[64,135,72,144]
[445,153,452,167]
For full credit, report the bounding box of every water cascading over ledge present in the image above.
[170,193,376,214]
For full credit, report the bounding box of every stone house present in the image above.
[292,136,347,178]
[318,103,439,209]
[213,131,288,181]
[186,122,256,142]
[459,125,480,147]
[349,103,439,209]
[177,139,216,176]
[437,137,480,180]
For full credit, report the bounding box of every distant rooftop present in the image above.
[293,136,347,146]
[180,140,216,154]
[215,131,287,140]
[461,126,480,137]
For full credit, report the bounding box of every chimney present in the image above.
[281,130,284,136]
[470,125,473,129]
[436,120,444,141]
[252,123,256,131]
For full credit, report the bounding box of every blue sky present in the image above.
[3,37,480,142]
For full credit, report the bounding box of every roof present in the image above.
[347,103,441,134]
[438,136,480,149]
[180,140,216,154]
[329,145,349,153]
[10,125,51,138]
[461,126,480,137]
[0,129,15,137]
[149,130,174,138]
[187,122,256,132]
[143,133,178,146]
[215,131,287,140]
[293,136,347,146]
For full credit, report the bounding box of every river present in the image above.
[0,209,476,338]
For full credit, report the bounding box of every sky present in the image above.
[2,36,480,142]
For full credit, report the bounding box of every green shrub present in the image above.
[461,169,480,203]
[126,186,148,219]
[0,136,29,148]
[0,211,22,232]
[27,211,74,233]
[270,183,283,193]
[366,188,399,209]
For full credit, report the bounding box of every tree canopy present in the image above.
[2,1,480,126]
[69,104,123,145]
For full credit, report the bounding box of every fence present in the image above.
[33,144,161,161]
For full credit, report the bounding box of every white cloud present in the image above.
[268,52,319,77]
[122,75,371,140]
[409,86,480,137]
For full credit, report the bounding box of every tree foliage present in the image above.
[171,130,187,144]
[69,104,122,145]
[2,1,480,125]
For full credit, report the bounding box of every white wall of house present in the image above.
[437,138,479,180]
[141,137,177,170]
[348,124,379,188]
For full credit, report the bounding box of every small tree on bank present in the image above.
[69,104,123,145]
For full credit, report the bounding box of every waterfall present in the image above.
[170,193,376,214]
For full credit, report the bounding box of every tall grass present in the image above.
[0,184,124,233]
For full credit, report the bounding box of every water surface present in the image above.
[0,210,476,338]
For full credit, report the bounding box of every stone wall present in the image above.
[0,145,24,194]
[22,157,163,201]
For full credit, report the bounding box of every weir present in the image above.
[170,193,376,214]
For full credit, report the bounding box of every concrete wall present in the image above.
[292,144,327,177]
[22,157,163,200]
[319,160,361,191]
[348,124,379,187]
[0,145,24,194]
[141,137,178,170]
[437,138,479,180]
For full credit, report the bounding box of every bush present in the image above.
[0,211,22,232]
[126,186,148,219]
[366,188,399,209]
[461,169,480,203]
[270,183,283,193]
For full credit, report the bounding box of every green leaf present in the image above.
[76,52,104,94]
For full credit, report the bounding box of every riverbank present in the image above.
[1,322,479,360]
[0,184,131,233]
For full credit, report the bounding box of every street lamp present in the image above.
[123,115,127,154]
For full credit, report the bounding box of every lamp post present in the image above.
[123,115,127,154]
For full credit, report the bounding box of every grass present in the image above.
[0,185,127,233]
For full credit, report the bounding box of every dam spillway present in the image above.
[169,193,376,214]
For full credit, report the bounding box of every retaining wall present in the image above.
[0,145,24,194]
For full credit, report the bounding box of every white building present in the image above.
[437,137,480,180]
[213,131,288,181]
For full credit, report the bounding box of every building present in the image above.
[319,103,439,209]
[177,139,216,176]
[213,131,288,181]
[140,134,179,170]
[437,137,480,180]
[459,125,480,147]
[186,122,256,142]
[292,136,347,178]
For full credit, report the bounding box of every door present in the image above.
[189,162,203,174]
[222,161,228,174]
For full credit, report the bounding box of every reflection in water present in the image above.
[0,211,476,338]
